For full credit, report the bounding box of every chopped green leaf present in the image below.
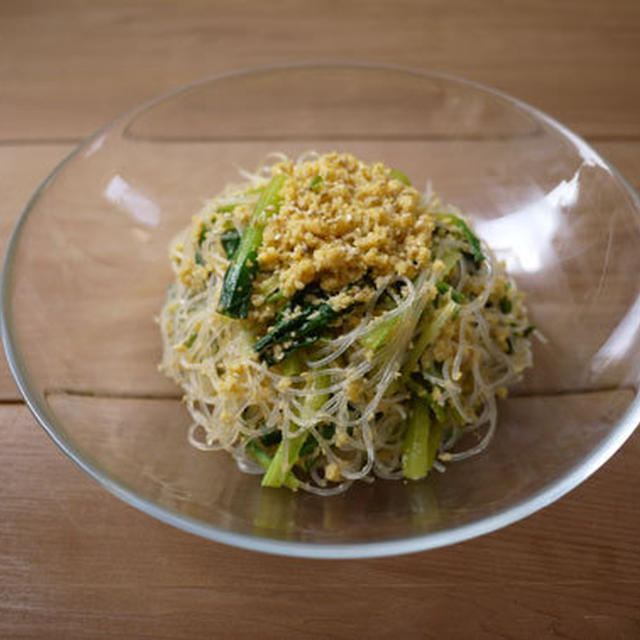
[309,174,323,191]
[299,434,318,457]
[506,337,514,354]
[216,203,238,214]
[436,281,465,304]
[499,297,512,314]
[389,168,411,185]
[523,324,536,338]
[183,332,198,348]
[260,430,282,447]
[220,228,241,259]
[247,440,272,469]
[254,299,339,365]
[304,454,321,472]
[217,174,286,318]
[194,248,205,266]
[217,249,258,318]
[434,213,485,263]
[198,224,209,246]
[320,424,335,439]
[297,423,335,459]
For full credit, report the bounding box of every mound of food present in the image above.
[159,152,534,495]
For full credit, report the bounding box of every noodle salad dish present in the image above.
[159,152,534,495]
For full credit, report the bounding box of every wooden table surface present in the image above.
[1,2,639,638]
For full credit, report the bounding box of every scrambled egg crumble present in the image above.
[257,153,434,297]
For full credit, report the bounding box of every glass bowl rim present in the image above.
[2,61,639,559]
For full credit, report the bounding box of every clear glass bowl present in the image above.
[2,63,639,558]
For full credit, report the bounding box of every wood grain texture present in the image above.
[1,1,640,638]
[0,405,638,640]
[0,0,639,141]
[0,144,74,399]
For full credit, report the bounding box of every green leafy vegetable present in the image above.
[299,434,319,458]
[389,168,411,185]
[220,228,241,259]
[183,332,198,349]
[298,424,335,458]
[435,213,485,263]
[304,454,321,472]
[198,224,209,246]
[523,324,536,338]
[217,174,286,318]
[320,423,336,439]
[216,203,238,214]
[254,299,339,365]
[309,174,323,191]
[436,281,465,304]
[260,430,282,447]
[506,337,514,355]
[499,297,512,314]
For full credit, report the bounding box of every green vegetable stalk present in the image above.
[360,249,462,353]
[359,314,401,351]
[402,298,459,379]
[247,441,300,490]
[262,363,331,488]
[260,434,307,489]
[402,398,444,480]
[402,398,432,480]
